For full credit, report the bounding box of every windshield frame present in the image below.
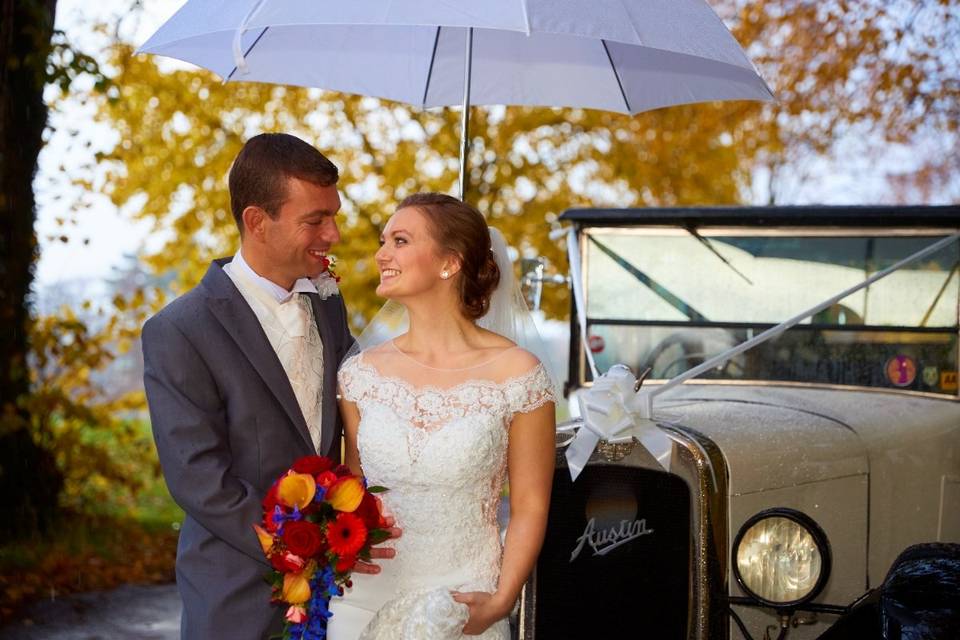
[570,223,960,400]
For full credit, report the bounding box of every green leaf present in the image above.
[367,528,391,545]
[366,485,389,494]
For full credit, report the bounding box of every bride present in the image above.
[328,193,557,638]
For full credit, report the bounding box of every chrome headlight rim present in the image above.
[732,507,832,609]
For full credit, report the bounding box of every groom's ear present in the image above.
[241,206,266,239]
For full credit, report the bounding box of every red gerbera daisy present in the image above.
[326,512,368,557]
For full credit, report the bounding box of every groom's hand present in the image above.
[353,514,401,575]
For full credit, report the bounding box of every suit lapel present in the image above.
[305,292,340,457]
[202,260,315,453]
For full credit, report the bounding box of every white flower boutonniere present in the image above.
[313,255,341,300]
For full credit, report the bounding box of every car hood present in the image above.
[653,383,873,495]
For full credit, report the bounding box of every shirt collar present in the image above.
[232,249,319,304]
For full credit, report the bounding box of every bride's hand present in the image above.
[353,512,402,575]
[451,591,512,635]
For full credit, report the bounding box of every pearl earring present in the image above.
[441,270,450,279]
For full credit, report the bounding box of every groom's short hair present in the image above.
[229,133,339,234]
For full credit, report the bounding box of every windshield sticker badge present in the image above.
[942,371,959,392]
[570,518,654,562]
[885,355,917,388]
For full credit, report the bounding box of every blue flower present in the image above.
[272,505,304,534]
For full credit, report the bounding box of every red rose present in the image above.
[292,455,334,476]
[355,492,385,530]
[335,554,357,573]
[316,471,338,490]
[282,521,325,558]
[270,551,306,573]
[332,464,352,478]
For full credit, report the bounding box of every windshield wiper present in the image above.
[920,259,959,327]
[588,236,708,322]
[687,227,753,285]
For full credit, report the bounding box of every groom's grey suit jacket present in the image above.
[142,258,353,640]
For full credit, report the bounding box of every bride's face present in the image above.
[375,207,455,301]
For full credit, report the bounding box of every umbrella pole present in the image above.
[457,27,474,202]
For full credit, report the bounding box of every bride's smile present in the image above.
[374,205,460,301]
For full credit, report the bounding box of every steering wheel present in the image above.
[642,330,745,379]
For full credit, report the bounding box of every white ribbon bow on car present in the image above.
[563,365,674,481]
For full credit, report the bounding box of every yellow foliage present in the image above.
[25,307,160,515]
[81,1,958,327]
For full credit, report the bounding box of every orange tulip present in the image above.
[326,476,364,513]
[282,570,313,604]
[277,472,316,510]
[253,524,274,555]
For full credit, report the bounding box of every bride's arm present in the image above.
[337,391,362,476]
[456,400,556,634]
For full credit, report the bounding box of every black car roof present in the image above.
[559,205,960,227]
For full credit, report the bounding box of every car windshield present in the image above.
[583,227,960,396]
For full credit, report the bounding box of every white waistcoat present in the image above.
[224,263,324,451]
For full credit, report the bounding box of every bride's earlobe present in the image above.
[439,259,460,280]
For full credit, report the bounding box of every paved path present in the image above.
[0,584,180,640]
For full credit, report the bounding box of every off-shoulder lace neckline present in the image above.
[349,352,548,396]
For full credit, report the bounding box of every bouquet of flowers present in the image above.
[254,455,389,639]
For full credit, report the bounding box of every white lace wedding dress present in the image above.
[327,347,555,640]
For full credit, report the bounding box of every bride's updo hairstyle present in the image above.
[397,193,500,320]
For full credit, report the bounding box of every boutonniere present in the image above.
[313,255,341,300]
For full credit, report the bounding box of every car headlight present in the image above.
[732,508,831,608]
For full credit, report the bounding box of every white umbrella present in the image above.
[139,0,774,198]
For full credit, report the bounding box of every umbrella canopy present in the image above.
[141,0,772,114]
[139,0,774,196]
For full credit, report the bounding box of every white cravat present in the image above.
[224,252,324,451]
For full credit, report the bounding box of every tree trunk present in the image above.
[0,0,64,538]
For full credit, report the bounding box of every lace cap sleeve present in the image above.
[337,353,365,403]
[505,363,557,418]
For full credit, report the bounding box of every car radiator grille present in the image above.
[529,464,691,638]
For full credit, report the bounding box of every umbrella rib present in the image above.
[421,26,442,109]
[601,39,631,113]
[225,26,270,82]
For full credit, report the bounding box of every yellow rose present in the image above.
[277,472,317,510]
[325,476,364,513]
[282,571,312,604]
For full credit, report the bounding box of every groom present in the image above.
[143,133,379,639]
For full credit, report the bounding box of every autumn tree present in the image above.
[1,0,118,536]
[88,50,755,324]
[0,0,63,538]
[727,0,960,203]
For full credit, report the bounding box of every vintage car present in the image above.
[518,206,960,639]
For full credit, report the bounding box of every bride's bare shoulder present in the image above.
[497,346,542,379]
